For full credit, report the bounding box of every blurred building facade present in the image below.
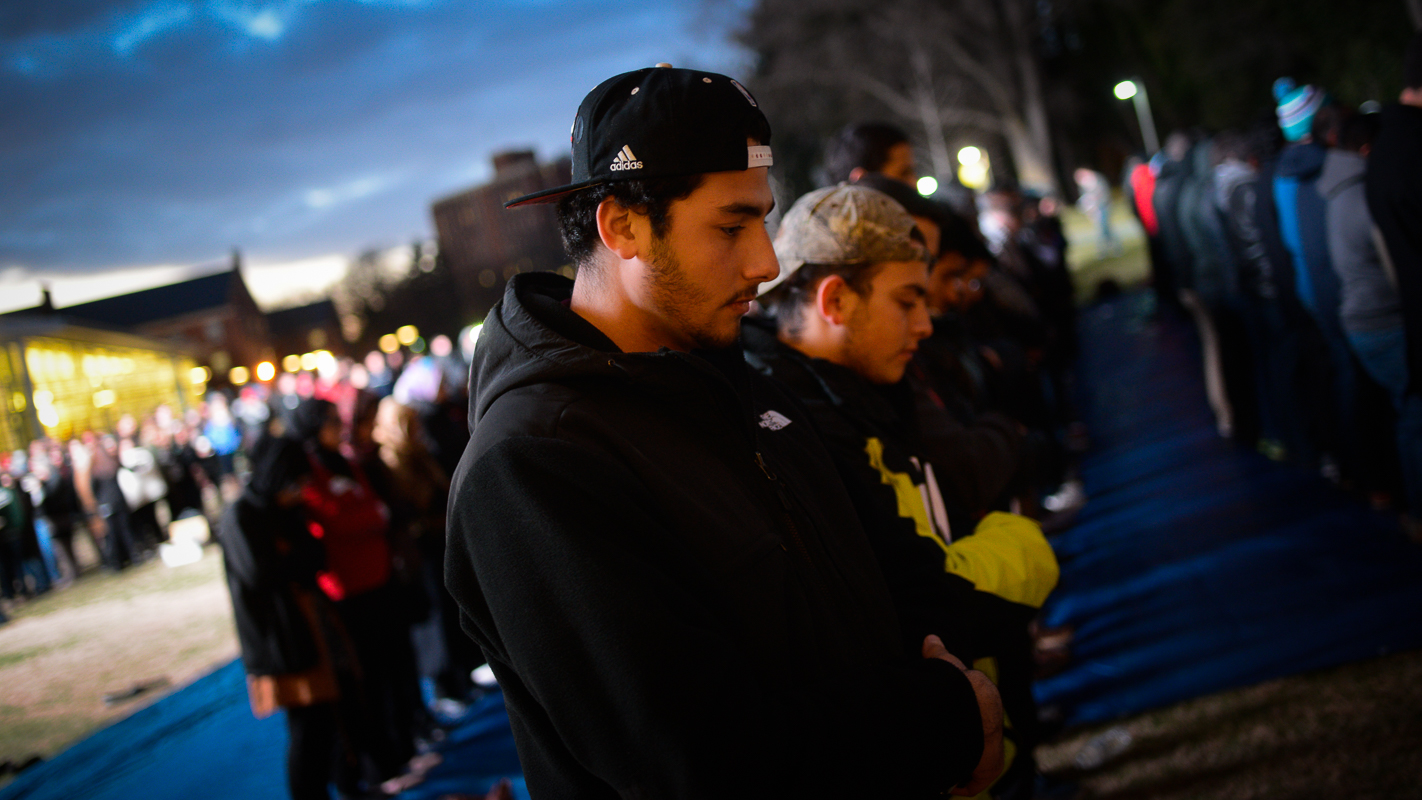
[53,254,274,378]
[431,151,572,322]
[0,316,202,449]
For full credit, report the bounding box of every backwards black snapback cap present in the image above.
[505,64,774,208]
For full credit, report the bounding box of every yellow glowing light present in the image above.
[1114,80,1138,101]
[396,325,419,346]
[93,389,116,408]
[33,390,54,406]
[11,392,26,412]
[190,366,210,385]
[255,361,276,382]
[283,354,302,372]
[314,349,337,376]
[959,161,991,191]
[300,352,319,371]
[229,366,250,385]
[38,406,60,428]
[957,146,982,166]
[916,176,939,197]
[378,334,399,353]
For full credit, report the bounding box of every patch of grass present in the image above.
[1056,198,1151,306]
[0,642,72,669]
[0,707,94,764]
[8,545,226,621]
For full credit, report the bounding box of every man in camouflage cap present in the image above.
[749,182,1051,797]
[757,183,934,384]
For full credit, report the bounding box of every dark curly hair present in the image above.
[556,175,706,270]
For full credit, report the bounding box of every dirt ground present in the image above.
[0,544,239,770]
[1037,649,1422,799]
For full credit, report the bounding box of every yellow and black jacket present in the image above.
[744,316,1059,796]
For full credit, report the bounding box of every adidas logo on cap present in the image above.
[609,145,643,172]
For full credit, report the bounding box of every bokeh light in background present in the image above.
[396,325,419,346]
[379,334,399,354]
[255,361,276,382]
[916,176,938,196]
[282,354,302,372]
[229,366,250,386]
[957,146,991,191]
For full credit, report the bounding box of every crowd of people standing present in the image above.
[1127,38,1422,537]
[0,398,243,615]
[219,350,483,799]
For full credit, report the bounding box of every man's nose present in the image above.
[911,304,933,339]
[746,229,780,286]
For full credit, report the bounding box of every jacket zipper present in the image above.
[754,451,812,562]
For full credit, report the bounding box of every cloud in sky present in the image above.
[1,0,748,305]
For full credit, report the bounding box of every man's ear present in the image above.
[814,274,855,327]
[596,197,640,261]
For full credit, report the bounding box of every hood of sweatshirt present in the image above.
[467,271,751,431]
[1316,149,1366,199]
[1275,140,1327,181]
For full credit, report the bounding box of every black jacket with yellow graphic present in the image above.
[743,316,1059,792]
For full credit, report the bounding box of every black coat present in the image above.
[220,495,326,676]
[1365,102,1422,392]
[741,320,1041,655]
[446,273,985,798]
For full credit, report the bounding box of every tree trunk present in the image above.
[908,46,956,182]
[1003,116,1056,195]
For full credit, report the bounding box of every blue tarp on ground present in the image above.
[8,290,1422,798]
[1034,293,1422,726]
[0,659,525,800]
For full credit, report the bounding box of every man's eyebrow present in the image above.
[718,200,776,218]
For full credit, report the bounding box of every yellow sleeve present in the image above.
[942,512,1059,608]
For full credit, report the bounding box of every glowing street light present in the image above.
[916,176,939,197]
[255,361,276,382]
[1114,79,1159,156]
[956,146,991,191]
[229,366,250,386]
[282,354,302,372]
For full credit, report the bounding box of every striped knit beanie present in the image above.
[1274,78,1325,143]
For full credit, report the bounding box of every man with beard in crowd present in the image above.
[444,65,1002,798]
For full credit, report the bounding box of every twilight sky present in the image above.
[0,0,749,311]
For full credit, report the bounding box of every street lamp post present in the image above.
[1114,80,1160,157]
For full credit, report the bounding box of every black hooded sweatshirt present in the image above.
[1366,103,1422,393]
[445,273,984,798]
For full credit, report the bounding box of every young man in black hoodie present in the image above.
[444,65,1003,798]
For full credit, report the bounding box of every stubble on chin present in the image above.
[645,236,740,351]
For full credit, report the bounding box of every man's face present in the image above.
[637,167,778,351]
[880,142,917,185]
[840,259,934,384]
[929,254,988,313]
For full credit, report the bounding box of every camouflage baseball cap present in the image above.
[761,183,927,295]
